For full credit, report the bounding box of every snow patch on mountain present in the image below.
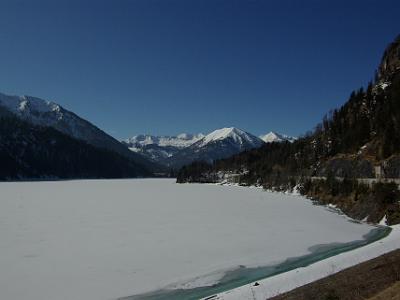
[260,131,296,143]
[125,133,204,149]
[0,93,64,122]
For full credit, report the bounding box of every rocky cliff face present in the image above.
[315,157,375,178]
[379,35,400,80]
[383,155,400,178]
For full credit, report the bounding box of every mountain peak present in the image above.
[123,128,264,167]
[0,93,62,118]
[199,127,264,148]
[260,131,296,143]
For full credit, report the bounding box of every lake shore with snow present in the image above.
[198,223,400,300]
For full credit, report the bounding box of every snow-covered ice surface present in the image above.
[0,179,384,300]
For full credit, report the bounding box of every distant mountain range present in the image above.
[0,92,296,178]
[123,133,205,163]
[123,128,295,168]
[0,90,296,179]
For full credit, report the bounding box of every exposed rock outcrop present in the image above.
[379,35,400,80]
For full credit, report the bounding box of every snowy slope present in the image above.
[0,93,64,123]
[260,131,297,143]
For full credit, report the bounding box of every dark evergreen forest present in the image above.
[0,115,151,180]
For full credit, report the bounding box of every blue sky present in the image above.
[0,0,399,139]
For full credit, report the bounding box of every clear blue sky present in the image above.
[0,0,399,139]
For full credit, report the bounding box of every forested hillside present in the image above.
[0,115,151,180]
[177,35,400,225]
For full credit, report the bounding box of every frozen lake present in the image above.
[0,179,382,300]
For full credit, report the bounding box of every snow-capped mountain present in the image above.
[0,92,153,168]
[198,127,264,148]
[124,128,297,169]
[260,131,296,143]
[196,127,264,149]
[165,127,265,168]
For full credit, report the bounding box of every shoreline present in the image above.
[271,249,400,300]
[121,183,391,300]
[201,224,400,300]
[193,182,400,300]
[123,226,390,300]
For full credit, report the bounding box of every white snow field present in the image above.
[0,179,383,300]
